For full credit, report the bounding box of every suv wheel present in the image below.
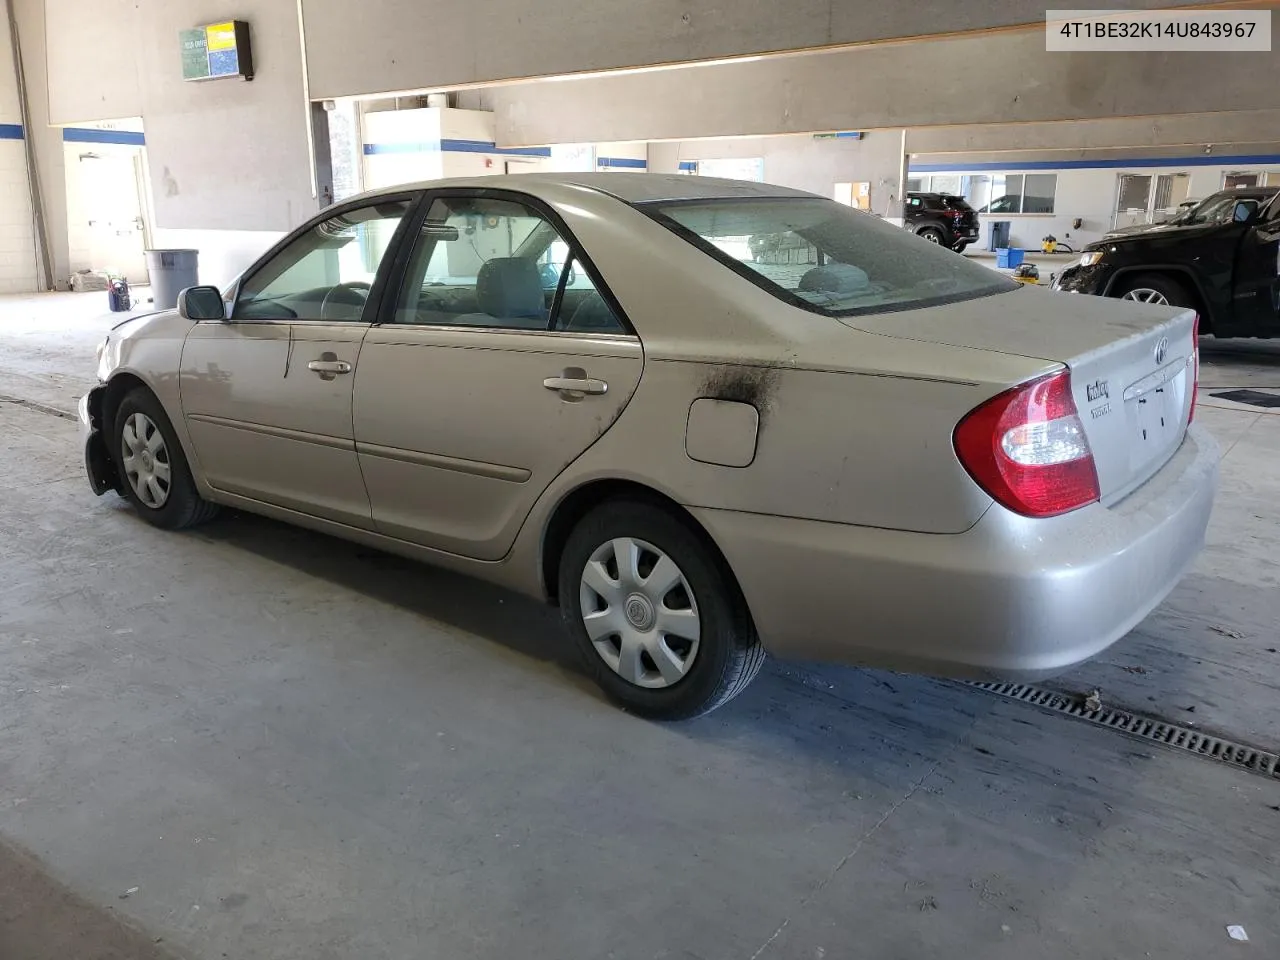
[916,226,946,244]
[1117,273,1192,308]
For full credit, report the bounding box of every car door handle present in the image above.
[308,359,352,375]
[544,374,608,397]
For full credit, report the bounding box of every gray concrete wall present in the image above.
[492,30,1280,146]
[669,133,907,216]
[299,0,1210,101]
[13,0,68,288]
[908,112,1280,156]
[915,143,1280,168]
[42,0,314,233]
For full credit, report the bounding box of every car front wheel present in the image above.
[113,387,219,530]
[559,499,764,720]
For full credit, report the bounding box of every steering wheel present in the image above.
[320,281,372,321]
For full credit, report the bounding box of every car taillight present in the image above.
[954,370,1100,518]
[1188,314,1200,423]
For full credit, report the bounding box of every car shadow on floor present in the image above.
[179,501,993,754]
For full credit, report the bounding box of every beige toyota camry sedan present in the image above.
[81,174,1218,719]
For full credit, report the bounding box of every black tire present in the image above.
[113,387,219,530]
[559,499,764,720]
[951,240,970,253]
[916,226,946,245]
[1115,272,1193,309]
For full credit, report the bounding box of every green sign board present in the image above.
[180,28,210,80]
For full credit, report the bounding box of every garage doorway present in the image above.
[69,151,151,284]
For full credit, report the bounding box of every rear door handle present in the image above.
[544,374,608,399]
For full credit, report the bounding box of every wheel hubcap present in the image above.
[1121,287,1170,305]
[579,537,701,690]
[924,233,941,243]
[121,412,172,509]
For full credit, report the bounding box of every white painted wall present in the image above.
[361,108,445,190]
[594,142,646,172]
[150,226,283,289]
[668,132,907,217]
[0,140,38,293]
[43,0,316,273]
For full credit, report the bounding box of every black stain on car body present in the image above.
[700,365,781,424]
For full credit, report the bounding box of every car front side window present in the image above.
[234,199,413,323]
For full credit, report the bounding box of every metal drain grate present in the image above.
[965,680,1280,780]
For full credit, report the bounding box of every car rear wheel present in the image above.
[1117,273,1192,308]
[113,388,219,530]
[559,499,764,720]
[917,226,946,244]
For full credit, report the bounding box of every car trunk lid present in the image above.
[842,288,1197,502]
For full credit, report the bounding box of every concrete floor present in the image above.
[1,292,1278,959]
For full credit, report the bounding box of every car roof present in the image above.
[357,172,817,205]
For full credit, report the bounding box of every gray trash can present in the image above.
[145,249,200,310]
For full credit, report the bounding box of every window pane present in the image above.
[930,175,962,196]
[236,200,411,321]
[905,177,925,192]
[556,257,625,332]
[1022,174,1057,214]
[649,198,1015,318]
[964,175,993,212]
[1224,173,1259,189]
[394,196,622,333]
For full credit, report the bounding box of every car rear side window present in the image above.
[644,198,1015,317]
[392,196,626,333]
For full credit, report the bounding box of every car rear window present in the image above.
[643,197,1015,317]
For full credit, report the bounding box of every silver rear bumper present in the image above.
[694,424,1219,679]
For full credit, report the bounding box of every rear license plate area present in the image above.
[1125,366,1184,470]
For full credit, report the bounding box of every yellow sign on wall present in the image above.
[205,22,238,52]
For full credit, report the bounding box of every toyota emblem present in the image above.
[1154,336,1169,365]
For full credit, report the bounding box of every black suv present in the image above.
[904,192,981,252]
[1053,187,1280,338]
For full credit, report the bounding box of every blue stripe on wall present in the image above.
[63,128,146,146]
[363,139,552,158]
[597,156,646,169]
[443,138,552,157]
[910,152,1280,174]
[0,123,23,140]
[679,161,697,172]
